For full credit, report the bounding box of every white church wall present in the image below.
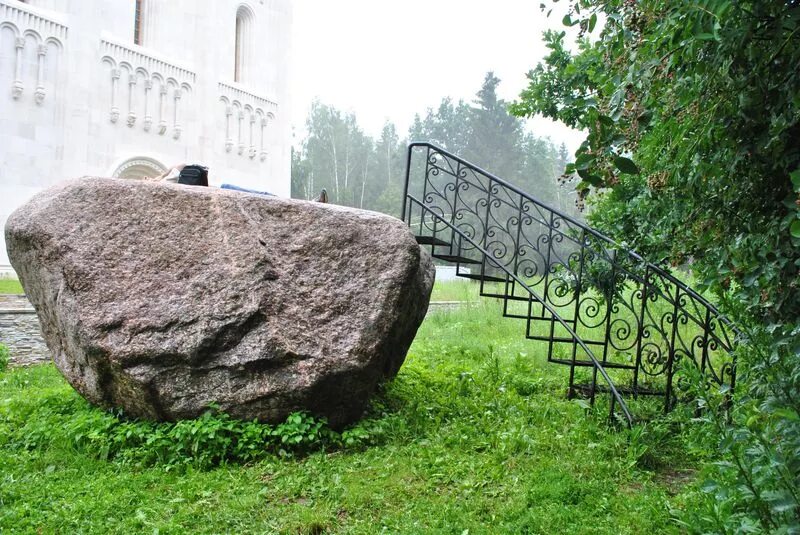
[0,0,292,273]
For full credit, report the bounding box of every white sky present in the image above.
[289,0,585,153]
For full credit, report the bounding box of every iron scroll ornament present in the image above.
[402,142,738,421]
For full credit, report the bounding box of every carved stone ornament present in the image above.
[110,107,120,123]
[127,112,137,128]
[225,140,234,153]
[260,150,268,162]
[34,86,45,105]
[173,126,182,140]
[158,121,167,135]
[144,116,152,132]
[11,80,23,100]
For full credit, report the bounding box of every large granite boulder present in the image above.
[5,178,434,427]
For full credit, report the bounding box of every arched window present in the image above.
[234,5,254,83]
[113,157,166,180]
[134,0,144,45]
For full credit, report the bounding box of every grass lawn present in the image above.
[0,283,705,533]
[0,278,23,294]
[429,279,479,302]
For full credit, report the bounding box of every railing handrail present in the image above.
[407,195,635,427]
[404,142,738,338]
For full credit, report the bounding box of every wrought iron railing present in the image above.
[403,142,738,424]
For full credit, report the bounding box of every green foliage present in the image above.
[0,344,8,373]
[512,2,800,531]
[681,322,800,534]
[0,386,384,470]
[513,0,800,323]
[0,297,702,533]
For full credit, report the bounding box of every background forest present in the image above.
[291,73,579,219]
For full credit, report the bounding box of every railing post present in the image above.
[478,178,493,286]
[401,144,413,223]
[419,146,432,245]
[544,211,557,363]
[700,308,711,377]
[600,248,617,367]
[568,229,587,397]
[632,265,650,397]
[451,160,462,260]
[664,287,681,413]
[506,193,525,316]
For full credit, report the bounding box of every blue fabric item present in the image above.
[220,183,275,196]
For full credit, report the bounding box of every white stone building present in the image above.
[0,0,292,273]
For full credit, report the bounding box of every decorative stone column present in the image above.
[109,68,121,123]
[34,44,47,105]
[143,79,152,131]
[259,117,268,161]
[225,105,233,152]
[248,113,256,159]
[172,88,182,140]
[126,73,137,127]
[237,109,244,155]
[12,38,25,99]
[158,85,167,135]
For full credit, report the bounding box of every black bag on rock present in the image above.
[178,165,209,186]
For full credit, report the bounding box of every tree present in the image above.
[466,72,526,181]
[293,101,373,206]
[511,2,800,531]
[369,122,405,216]
[293,75,576,218]
[410,97,472,155]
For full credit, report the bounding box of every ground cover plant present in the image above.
[0,282,708,534]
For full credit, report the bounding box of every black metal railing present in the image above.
[403,142,738,424]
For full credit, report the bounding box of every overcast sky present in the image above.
[289,0,584,153]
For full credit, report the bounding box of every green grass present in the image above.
[429,279,480,302]
[0,282,707,533]
[0,278,23,294]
